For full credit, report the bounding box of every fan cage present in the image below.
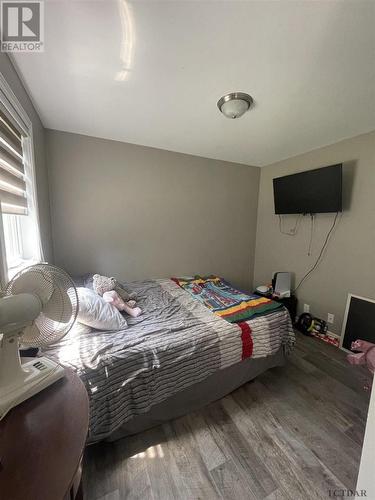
[4,264,78,347]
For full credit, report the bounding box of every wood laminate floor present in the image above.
[83,333,371,500]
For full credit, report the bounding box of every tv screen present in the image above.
[273,164,342,214]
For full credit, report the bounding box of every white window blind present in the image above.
[0,109,28,215]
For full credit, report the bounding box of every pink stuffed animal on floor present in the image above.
[103,290,142,318]
[347,339,375,390]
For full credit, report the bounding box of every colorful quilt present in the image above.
[172,275,282,323]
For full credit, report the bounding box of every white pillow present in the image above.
[77,287,128,331]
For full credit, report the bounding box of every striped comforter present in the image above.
[44,279,294,443]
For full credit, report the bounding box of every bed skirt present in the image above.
[105,347,286,441]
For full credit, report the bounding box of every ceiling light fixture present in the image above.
[217,92,253,119]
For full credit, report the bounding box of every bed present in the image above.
[43,276,295,444]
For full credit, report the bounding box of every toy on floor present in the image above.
[93,274,142,318]
[347,339,375,391]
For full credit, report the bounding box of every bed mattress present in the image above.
[107,346,286,441]
[44,278,294,443]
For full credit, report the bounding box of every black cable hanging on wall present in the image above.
[294,212,339,293]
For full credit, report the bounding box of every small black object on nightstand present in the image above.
[19,347,39,357]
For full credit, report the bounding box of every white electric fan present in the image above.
[0,263,78,420]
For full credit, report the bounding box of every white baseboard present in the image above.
[326,330,340,339]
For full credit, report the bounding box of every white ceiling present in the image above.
[11,0,375,166]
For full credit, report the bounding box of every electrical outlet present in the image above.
[303,304,310,313]
[327,313,335,324]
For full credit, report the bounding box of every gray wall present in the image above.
[46,130,260,290]
[254,130,375,334]
[0,54,53,261]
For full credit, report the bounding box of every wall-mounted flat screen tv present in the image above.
[273,164,342,214]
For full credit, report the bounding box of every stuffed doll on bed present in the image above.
[93,274,142,318]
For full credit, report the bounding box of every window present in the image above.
[0,78,43,284]
[3,215,23,267]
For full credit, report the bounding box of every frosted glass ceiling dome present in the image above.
[217,92,254,119]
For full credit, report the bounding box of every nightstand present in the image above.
[272,295,298,323]
[0,367,89,500]
[254,291,298,323]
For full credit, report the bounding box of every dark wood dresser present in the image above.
[0,367,89,500]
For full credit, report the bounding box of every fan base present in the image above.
[0,357,65,420]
